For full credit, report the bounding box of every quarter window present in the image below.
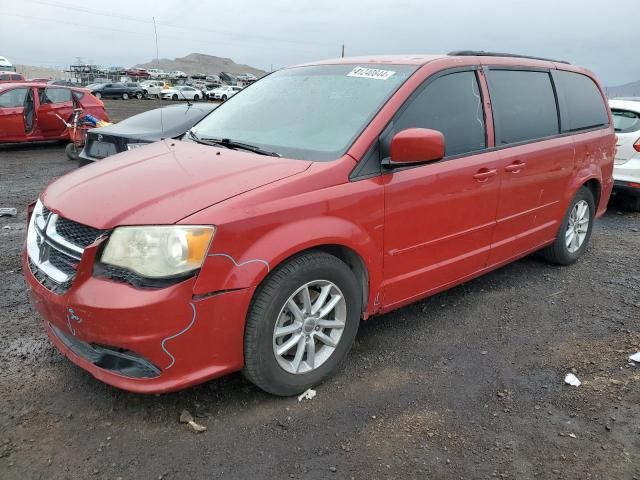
[487,70,559,145]
[394,71,487,156]
[0,88,28,108]
[553,70,609,132]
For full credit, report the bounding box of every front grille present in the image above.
[28,258,72,295]
[48,248,79,276]
[55,217,105,248]
[27,207,106,295]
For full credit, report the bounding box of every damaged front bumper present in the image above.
[23,250,254,393]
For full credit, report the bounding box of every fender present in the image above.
[193,216,384,315]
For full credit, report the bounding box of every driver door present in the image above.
[382,69,501,309]
[0,87,29,141]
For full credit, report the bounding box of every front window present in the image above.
[190,64,417,160]
[0,88,28,108]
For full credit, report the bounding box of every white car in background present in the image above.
[146,69,166,79]
[610,98,640,211]
[169,70,188,79]
[140,80,167,97]
[206,85,242,101]
[160,85,203,101]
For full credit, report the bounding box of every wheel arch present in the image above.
[193,217,381,318]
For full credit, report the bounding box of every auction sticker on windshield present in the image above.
[347,66,396,80]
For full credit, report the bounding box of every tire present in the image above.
[243,251,361,396]
[172,94,178,101]
[78,158,93,168]
[65,143,79,161]
[94,92,101,99]
[222,95,227,101]
[193,95,199,101]
[136,92,143,99]
[122,93,129,100]
[541,187,595,265]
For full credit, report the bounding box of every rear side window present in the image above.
[394,71,486,156]
[612,109,640,133]
[487,70,559,145]
[552,70,608,132]
[44,88,72,104]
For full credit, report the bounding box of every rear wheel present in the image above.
[136,92,143,99]
[65,143,79,161]
[94,92,102,99]
[122,92,129,100]
[243,251,361,396]
[541,187,595,265]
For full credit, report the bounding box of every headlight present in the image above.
[126,143,148,151]
[101,226,215,278]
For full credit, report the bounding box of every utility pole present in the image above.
[341,44,345,58]
[153,16,160,68]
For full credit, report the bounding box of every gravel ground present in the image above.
[1,100,639,480]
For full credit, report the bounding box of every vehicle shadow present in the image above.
[0,140,64,152]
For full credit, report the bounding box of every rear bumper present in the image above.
[613,179,640,197]
[23,250,253,393]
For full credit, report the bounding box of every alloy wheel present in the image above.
[565,200,590,253]
[272,280,346,374]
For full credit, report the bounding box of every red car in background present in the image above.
[0,82,109,143]
[0,72,25,83]
[126,68,150,78]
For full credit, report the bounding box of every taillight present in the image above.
[634,138,640,153]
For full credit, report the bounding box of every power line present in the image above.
[24,0,327,47]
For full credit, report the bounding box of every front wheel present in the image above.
[243,251,361,396]
[172,94,178,101]
[122,92,129,100]
[541,187,595,265]
[136,92,143,99]
[94,92,101,99]
[221,95,227,101]
[193,94,200,101]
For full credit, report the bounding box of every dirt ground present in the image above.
[1,100,639,480]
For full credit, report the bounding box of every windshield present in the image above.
[190,64,417,160]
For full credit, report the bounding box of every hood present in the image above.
[90,103,217,140]
[42,140,312,229]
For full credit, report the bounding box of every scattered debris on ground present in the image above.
[179,410,207,433]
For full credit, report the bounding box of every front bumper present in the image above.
[23,250,253,393]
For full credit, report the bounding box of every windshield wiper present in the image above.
[189,133,280,157]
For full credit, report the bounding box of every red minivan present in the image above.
[0,82,108,144]
[23,52,615,396]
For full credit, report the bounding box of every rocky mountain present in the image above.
[136,53,266,77]
[605,80,640,99]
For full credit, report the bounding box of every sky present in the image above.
[1,0,638,86]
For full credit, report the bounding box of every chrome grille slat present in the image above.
[27,204,106,295]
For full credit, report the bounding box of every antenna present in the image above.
[341,44,345,58]
[152,16,160,68]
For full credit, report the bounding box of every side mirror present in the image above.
[386,128,445,166]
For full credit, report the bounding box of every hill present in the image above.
[606,80,640,99]
[136,53,266,77]
[14,64,67,80]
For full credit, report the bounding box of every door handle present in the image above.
[472,168,498,182]
[504,161,526,173]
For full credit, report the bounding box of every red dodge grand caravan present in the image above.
[24,52,615,395]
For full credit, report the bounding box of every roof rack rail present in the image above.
[447,50,570,65]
